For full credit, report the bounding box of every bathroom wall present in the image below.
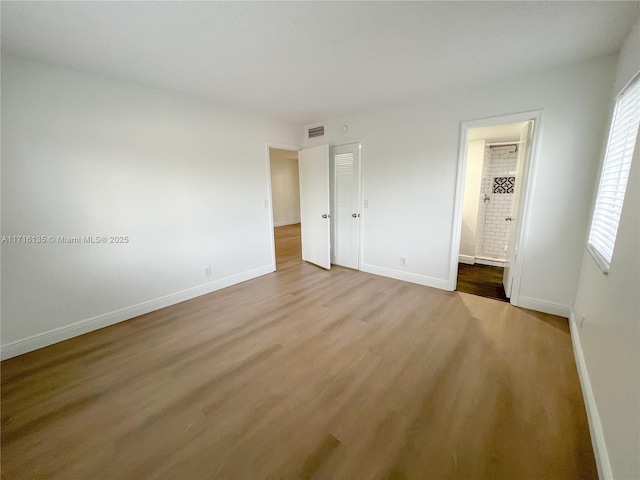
[475,144,518,263]
[474,144,492,261]
[459,139,485,262]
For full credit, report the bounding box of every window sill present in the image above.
[586,243,610,275]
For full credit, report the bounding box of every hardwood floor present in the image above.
[456,263,508,302]
[275,223,302,270]
[1,223,596,479]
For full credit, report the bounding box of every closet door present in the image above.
[330,143,361,269]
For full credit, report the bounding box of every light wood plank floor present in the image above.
[1,224,596,479]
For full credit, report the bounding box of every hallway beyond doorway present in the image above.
[275,223,302,268]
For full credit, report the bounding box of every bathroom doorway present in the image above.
[452,114,538,303]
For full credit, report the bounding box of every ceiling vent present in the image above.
[308,126,324,138]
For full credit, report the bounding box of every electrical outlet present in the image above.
[400,256,407,266]
[204,266,212,277]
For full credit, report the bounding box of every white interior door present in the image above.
[503,121,533,297]
[299,144,331,269]
[330,143,361,269]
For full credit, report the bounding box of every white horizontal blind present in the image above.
[587,75,640,272]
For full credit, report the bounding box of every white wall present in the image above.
[459,139,484,262]
[1,55,301,357]
[475,144,491,262]
[269,148,300,227]
[305,54,617,313]
[572,19,640,480]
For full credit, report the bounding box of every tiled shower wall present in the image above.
[475,145,518,261]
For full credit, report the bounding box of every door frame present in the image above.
[449,110,543,306]
[265,142,302,271]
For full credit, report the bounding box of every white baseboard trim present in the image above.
[475,259,505,267]
[360,263,449,291]
[515,296,571,317]
[0,264,275,360]
[274,220,300,227]
[569,312,613,480]
[458,254,475,265]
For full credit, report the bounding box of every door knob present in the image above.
[352,213,360,218]
[505,216,514,221]
[322,214,330,219]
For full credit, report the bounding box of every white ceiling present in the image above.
[2,2,638,125]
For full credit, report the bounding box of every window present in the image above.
[587,74,640,273]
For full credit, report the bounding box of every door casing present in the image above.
[450,110,543,307]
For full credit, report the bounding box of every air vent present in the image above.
[308,126,324,138]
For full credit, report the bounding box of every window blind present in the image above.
[587,74,640,273]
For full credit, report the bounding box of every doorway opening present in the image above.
[268,146,302,269]
[267,142,363,273]
[451,111,541,305]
